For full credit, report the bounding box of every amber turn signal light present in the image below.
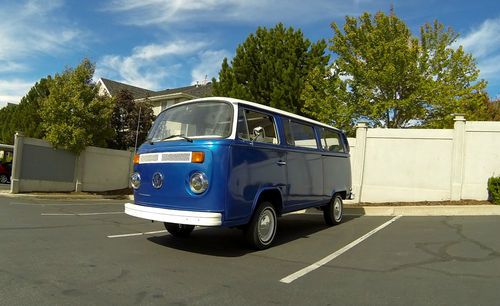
[133,154,140,164]
[191,152,205,163]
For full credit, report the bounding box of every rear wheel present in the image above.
[323,194,343,226]
[163,223,195,238]
[244,201,277,250]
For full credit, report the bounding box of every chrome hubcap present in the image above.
[258,208,275,243]
[334,198,342,221]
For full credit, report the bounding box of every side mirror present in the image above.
[252,126,264,141]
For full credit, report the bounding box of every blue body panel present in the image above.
[134,140,230,216]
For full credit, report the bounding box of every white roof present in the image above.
[172,97,342,132]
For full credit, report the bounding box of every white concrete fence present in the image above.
[349,115,500,203]
[10,133,134,193]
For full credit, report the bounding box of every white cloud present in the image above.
[96,40,211,90]
[456,18,500,59]
[0,79,35,107]
[0,0,86,73]
[456,17,500,80]
[191,50,231,84]
[106,0,363,26]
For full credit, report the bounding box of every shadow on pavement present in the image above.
[147,214,359,257]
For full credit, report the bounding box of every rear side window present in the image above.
[320,128,345,153]
[237,108,278,144]
[283,119,318,149]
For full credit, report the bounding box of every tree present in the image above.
[0,104,18,144]
[16,77,52,139]
[302,12,488,130]
[212,23,329,115]
[487,99,500,121]
[107,90,155,150]
[0,77,52,143]
[39,59,114,154]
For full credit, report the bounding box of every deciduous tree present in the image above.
[302,12,488,130]
[39,59,114,154]
[107,90,155,150]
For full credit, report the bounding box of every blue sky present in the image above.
[1,0,499,108]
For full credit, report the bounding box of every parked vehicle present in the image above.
[0,162,12,184]
[125,97,352,249]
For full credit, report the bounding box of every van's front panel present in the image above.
[133,141,230,214]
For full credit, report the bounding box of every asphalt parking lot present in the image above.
[1,196,499,305]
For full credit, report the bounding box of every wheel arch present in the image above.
[252,187,284,217]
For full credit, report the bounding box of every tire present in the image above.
[323,195,343,226]
[164,223,195,238]
[244,201,277,250]
[0,174,8,184]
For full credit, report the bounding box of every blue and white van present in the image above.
[125,97,352,249]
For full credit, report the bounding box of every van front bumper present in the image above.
[124,203,222,226]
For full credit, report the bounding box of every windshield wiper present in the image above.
[160,134,193,143]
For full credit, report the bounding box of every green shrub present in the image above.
[488,176,500,205]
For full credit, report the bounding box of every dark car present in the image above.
[0,162,12,184]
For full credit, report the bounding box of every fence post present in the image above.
[74,151,85,192]
[10,132,24,194]
[450,114,466,201]
[352,122,368,204]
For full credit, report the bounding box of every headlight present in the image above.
[189,172,209,194]
[130,172,141,189]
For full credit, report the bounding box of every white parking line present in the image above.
[280,215,402,284]
[41,212,124,216]
[107,230,168,238]
[12,202,125,206]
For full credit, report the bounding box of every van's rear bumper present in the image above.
[124,203,222,226]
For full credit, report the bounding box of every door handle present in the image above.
[276,160,287,166]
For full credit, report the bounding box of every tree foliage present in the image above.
[302,12,489,130]
[0,104,18,144]
[0,78,52,144]
[212,23,329,115]
[107,90,155,150]
[39,59,114,154]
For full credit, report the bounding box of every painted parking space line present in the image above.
[41,212,124,216]
[280,215,402,284]
[12,202,126,206]
[107,230,168,238]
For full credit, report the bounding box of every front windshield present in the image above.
[147,101,233,142]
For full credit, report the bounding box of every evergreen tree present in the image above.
[213,23,329,115]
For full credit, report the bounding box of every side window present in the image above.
[320,128,345,153]
[284,119,318,149]
[236,108,278,144]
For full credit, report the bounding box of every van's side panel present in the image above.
[226,140,287,224]
[322,152,351,198]
[283,148,325,210]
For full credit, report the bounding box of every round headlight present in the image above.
[189,172,209,194]
[130,172,141,189]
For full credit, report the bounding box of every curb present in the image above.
[344,205,500,216]
[0,191,133,201]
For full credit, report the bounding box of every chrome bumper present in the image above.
[124,203,222,226]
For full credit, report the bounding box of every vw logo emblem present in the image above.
[152,172,163,189]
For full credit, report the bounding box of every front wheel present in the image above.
[323,195,343,226]
[244,201,277,250]
[164,223,195,238]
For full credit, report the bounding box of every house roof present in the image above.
[99,78,213,100]
[154,83,213,98]
[99,78,155,99]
